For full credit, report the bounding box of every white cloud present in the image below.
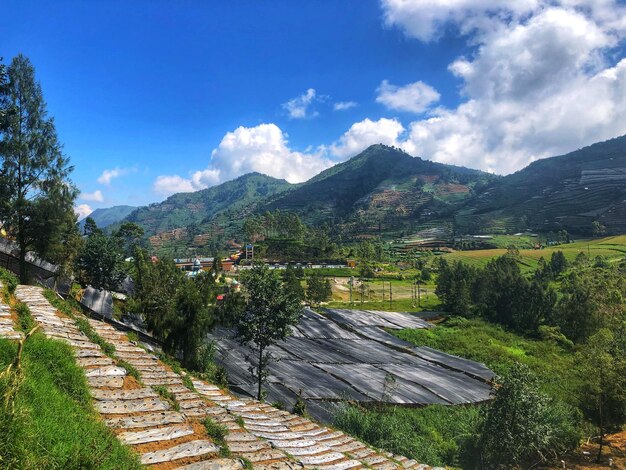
[334,101,358,111]
[153,175,196,196]
[376,0,626,174]
[330,118,406,159]
[74,204,93,221]
[376,80,440,113]
[282,88,319,119]
[97,167,132,185]
[153,123,333,197]
[81,189,104,202]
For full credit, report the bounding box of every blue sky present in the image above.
[3,1,626,218]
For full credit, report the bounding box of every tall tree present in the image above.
[75,230,125,291]
[576,328,626,461]
[114,221,144,258]
[235,263,302,400]
[0,55,76,282]
[306,272,332,307]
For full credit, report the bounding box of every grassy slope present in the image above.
[0,319,140,468]
[442,235,626,273]
[334,317,579,468]
[394,317,578,405]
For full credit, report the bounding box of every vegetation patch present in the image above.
[0,268,18,300]
[334,403,481,467]
[0,334,141,469]
[13,302,36,333]
[152,385,180,412]
[394,317,578,403]
[203,417,230,456]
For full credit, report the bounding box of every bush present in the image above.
[462,364,580,469]
[0,268,18,298]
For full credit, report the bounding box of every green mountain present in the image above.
[267,144,495,234]
[118,136,626,251]
[79,205,137,230]
[123,172,293,237]
[456,135,626,235]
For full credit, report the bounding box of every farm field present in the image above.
[442,235,626,272]
[327,277,441,311]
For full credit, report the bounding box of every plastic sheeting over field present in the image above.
[207,308,494,421]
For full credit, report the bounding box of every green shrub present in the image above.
[0,268,18,297]
[14,302,36,333]
[152,385,179,411]
[462,364,580,469]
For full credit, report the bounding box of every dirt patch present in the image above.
[122,375,143,390]
[553,431,626,469]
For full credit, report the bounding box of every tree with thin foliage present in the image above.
[235,263,302,400]
[0,55,77,282]
[576,328,626,461]
[306,272,332,307]
[114,222,144,258]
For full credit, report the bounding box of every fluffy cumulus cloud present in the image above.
[81,189,104,202]
[378,0,626,174]
[376,80,440,113]
[282,88,319,119]
[97,167,134,185]
[153,175,196,195]
[74,204,93,221]
[154,124,333,196]
[330,118,406,159]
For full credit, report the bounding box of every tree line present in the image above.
[435,250,626,463]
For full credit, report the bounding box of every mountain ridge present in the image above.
[110,135,626,250]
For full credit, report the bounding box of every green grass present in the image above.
[14,302,36,333]
[393,317,579,404]
[152,385,180,412]
[327,297,440,312]
[203,417,230,456]
[442,235,626,274]
[334,403,481,468]
[0,334,141,469]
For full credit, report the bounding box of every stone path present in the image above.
[0,281,24,340]
[14,285,435,470]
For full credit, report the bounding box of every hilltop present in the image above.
[267,144,494,234]
[110,135,626,253]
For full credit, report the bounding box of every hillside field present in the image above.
[441,235,626,272]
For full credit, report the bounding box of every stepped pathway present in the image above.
[15,285,432,470]
[0,281,24,340]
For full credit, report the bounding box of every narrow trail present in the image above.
[0,281,24,340]
[13,285,435,470]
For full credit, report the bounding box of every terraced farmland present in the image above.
[442,235,626,272]
[10,285,438,470]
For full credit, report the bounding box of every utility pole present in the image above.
[349,277,353,305]
[417,278,421,308]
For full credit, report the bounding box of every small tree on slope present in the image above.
[235,263,301,400]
